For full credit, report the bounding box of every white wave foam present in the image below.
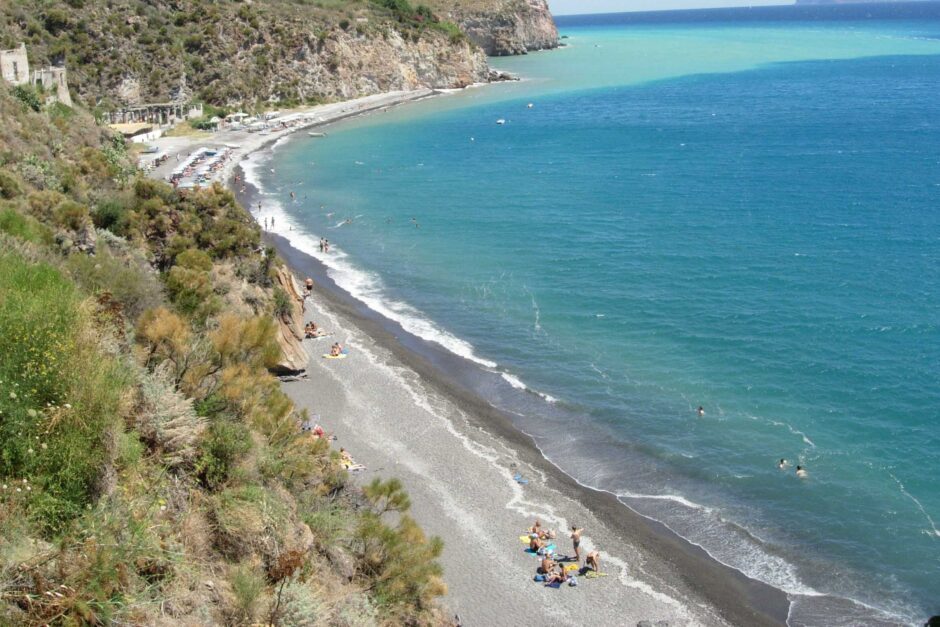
[271,135,292,151]
[501,372,527,390]
[888,471,940,540]
[498,371,559,404]
[247,154,498,370]
[617,490,713,513]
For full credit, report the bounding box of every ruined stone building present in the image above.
[32,66,72,106]
[1,43,73,106]
[0,43,29,86]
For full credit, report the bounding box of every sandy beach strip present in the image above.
[146,89,437,185]
[264,234,790,627]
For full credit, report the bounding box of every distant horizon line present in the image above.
[551,0,939,17]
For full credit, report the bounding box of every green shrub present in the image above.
[195,420,252,490]
[272,287,292,318]
[0,206,51,244]
[53,200,89,231]
[229,563,266,623]
[0,252,129,533]
[12,85,41,112]
[354,478,445,613]
[92,198,132,233]
[165,264,219,322]
[175,248,213,272]
[0,169,23,199]
[65,248,164,320]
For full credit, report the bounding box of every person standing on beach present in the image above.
[586,550,601,573]
[570,526,583,563]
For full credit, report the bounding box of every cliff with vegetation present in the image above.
[429,0,559,55]
[0,0,557,109]
[0,85,448,625]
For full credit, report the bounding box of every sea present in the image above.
[249,3,940,624]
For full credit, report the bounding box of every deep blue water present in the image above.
[257,7,940,624]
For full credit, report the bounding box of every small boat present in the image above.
[496,118,506,125]
[308,132,327,137]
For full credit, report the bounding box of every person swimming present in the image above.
[697,406,705,417]
[778,458,789,469]
[796,465,808,478]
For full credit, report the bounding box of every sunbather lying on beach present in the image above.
[305,322,327,339]
[539,555,556,575]
[529,536,545,552]
[544,564,568,586]
[330,342,344,357]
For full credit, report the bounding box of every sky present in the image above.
[548,0,793,15]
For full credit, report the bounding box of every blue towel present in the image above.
[545,581,562,589]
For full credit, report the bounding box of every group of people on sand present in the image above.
[527,520,602,588]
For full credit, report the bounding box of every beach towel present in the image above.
[585,571,608,579]
[533,574,546,582]
[544,581,562,589]
[563,564,579,572]
[519,535,532,544]
[322,353,347,359]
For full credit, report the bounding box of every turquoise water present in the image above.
[258,5,940,623]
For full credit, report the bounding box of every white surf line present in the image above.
[888,470,940,539]
[306,293,715,622]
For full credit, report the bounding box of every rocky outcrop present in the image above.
[277,29,489,103]
[271,265,309,376]
[438,0,559,56]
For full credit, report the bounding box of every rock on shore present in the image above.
[271,265,309,375]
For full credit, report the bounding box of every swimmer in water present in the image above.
[697,406,705,417]
[796,465,808,478]
[778,459,789,469]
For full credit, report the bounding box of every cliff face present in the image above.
[270,30,488,103]
[434,0,559,56]
[0,1,490,108]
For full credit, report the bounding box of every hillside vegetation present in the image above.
[0,0,485,109]
[0,83,447,625]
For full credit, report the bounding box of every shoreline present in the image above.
[147,89,440,187]
[254,222,789,627]
[221,121,790,624]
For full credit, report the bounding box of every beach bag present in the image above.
[533,574,546,582]
[568,576,578,587]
